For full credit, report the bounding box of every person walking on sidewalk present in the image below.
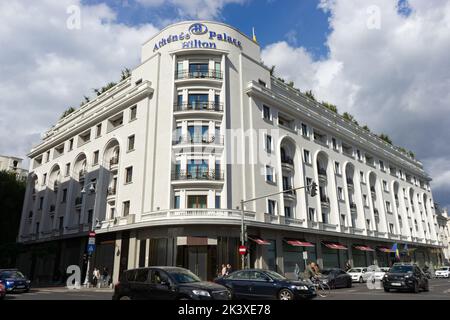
[92,268,100,288]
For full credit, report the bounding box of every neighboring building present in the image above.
[436,205,450,265]
[18,21,442,283]
[0,155,28,180]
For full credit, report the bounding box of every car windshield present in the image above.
[390,265,413,273]
[438,267,449,271]
[265,270,286,280]
[168,269,201,284]
[0,271,24,279]
[348,268,361,273]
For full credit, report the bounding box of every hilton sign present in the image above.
[153,23,243,52]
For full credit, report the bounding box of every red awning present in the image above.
[354,245,375,252]
[286,240,315,247]
[248,237,271,245]
[378,247,392,253]
[323,242,348,250]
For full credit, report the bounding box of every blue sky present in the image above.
[82,0,331,59]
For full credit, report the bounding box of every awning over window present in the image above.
[377,247,392,253]
[354,245,375,252]
[248,236,271,245]
[285,240,315,247]
[323,242,348,250]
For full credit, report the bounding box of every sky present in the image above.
[0,0,449,211]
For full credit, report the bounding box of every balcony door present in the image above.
[187,195,207,209]
[189,63,208,77]
[187,160,208,179]
[188,94,208,110]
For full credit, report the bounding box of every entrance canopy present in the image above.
[377,247,392,253]
[322,242,347,250]
[285,239,315,247]
[248,236,271,245]
[354,245,375,252]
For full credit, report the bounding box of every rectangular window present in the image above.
[386,201,392,213]
[43,173,47,185]
[110,208,115,220]
[177,94,183,107]
[303,150,311,164]
[125,167,133,183]
[46,150,50,162]
[306,178,312,191]
[62,189,67,203]
[389,223,395,234]
[267,200,276,215]
[88,210,93,224]
[93,150,99,165]
[357,150,362,161]
[187,195,207,209]
[65,163,70,176]
[39,197,44,210]
[263,105,271,121]
[334,161,341,175]
[96,124,102,137]
[215,195,221,209]
[123,201,130,216]
[363,195,368,206]
[308,208,315,221]
[266,165,274,183]
[265,134,272,153]
[360,171,365,183]
[301,123,308,137]
[69,139,74,151]
[383,180,388,192]
[130,105,137,121]
[332,138,338,150]
[174,196,180,209]
[337,187,344,201]
[379,160,385,171]
[284,207,292,218]
[128,135,135,151]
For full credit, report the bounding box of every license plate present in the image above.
[391,283,401,287]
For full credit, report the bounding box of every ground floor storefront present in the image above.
[16,224,443,283]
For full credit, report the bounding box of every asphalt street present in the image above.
[3,278,450,300]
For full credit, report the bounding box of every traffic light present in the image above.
[310,182,318,197]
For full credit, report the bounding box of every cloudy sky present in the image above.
[0,0,449,210]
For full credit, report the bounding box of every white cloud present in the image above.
[137,0,247,19]
[0,1,158,162]
[262,0,450,207]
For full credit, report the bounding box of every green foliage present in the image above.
[305,90,316,101]
[322,102,338,113]
[121,68,131,81]
[0,171,26,267]
[60,107,76,120]
[408,150,415,159]
[270,65,275,76]
[379,133,393,145]
[342,112,359,126]
[362,125,371,132]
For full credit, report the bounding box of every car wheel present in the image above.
[278,289,294,301]
[119,296,131,300]
[359,277,364,284]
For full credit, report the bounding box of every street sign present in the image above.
[238,246,247,255]
[88,231,96,237]
[88,237,95,245]
[302,251,308,260]
[87,243,95,255]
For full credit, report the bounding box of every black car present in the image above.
[383,263,429,293]
[318,268,352,289]
[0,269,31,293]
[214,269,316,300]
[113,267,231,300]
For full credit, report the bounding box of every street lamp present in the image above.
[240,182,317,270]
[81,181,99,287]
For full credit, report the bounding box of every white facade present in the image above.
[18,21,443,282]
[0,155,28,180]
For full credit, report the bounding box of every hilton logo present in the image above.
[189,23,208,35]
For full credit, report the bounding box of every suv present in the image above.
[113,267,231,300]
[435,266,450,278]
[383,263,429,293]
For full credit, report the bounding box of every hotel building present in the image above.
[18,21,444,283]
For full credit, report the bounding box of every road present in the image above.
[3,278,450,300]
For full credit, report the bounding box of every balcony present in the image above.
[175,69,223,81]
[172,170,224,184]
[140,209,256,224]
[350,203,357,213]
[281,157,294,171]
[173,102,223,113]
[53,182,59,192]
[110,157,119,171]
[79,169,86,181]
[320,196,330,208]
[107,187,116,203]
[75,197,83,209]
[283,188,296,200]
[318,168,327,183]
[172,135,224,146]
[347,178,354,188]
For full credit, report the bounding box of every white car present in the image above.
[365,265,388,282]
[435,267,450,278]
[347,268,370,283]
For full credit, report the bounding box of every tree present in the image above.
[322,102,338,113]
[288,81,295,88]
[270,65,276,76]
[408,150,416,159]
[121,68,131,81]
[362,125,371,132]
[0,171,26,267]
[305,90,316,101]
[342,112,359,125]
[60,107,76,120]
[379,133,393,145]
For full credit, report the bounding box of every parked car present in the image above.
[383,263,429,293]
[0,269,31,293]
[364,265,388,282]
[318,268,352,289]
[435,266,450,278]
[214,269,316,300]
[347,267,370,283]
[0,282,5,300]
[113,267,231,300]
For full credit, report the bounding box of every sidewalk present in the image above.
[35,286,114,293]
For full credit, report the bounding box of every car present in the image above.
[435,266,450,278]
[113,266,231,300]
[364,265,388,282]
[0,282,5,300]
[214,269,316,300]
[0,269,31,293]
[347,267,370,283]
[383,263,429,293]
[318,268,352,289]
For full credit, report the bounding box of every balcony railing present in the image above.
[281,157,294,166]
[79,170,86,180]
[175,70,223,80]
[370,186,376,193]
[75,197,83,206]
[173,135,224,146]
[107,187,117,196]
[318,168,327,177]
[174,102,223,112]
[320,197,330,204]
[350,203,357,210]
[172,170,224,181]
[347,178,354,186]
[110,157,119,169]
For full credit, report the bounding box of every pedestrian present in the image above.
[221,264,227,277]
[226,264,232,275]
[92,268,100,287]
[102,267,109,288]
[304,261,317,285]
[345,260,352,272]
[312,261,321,275]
